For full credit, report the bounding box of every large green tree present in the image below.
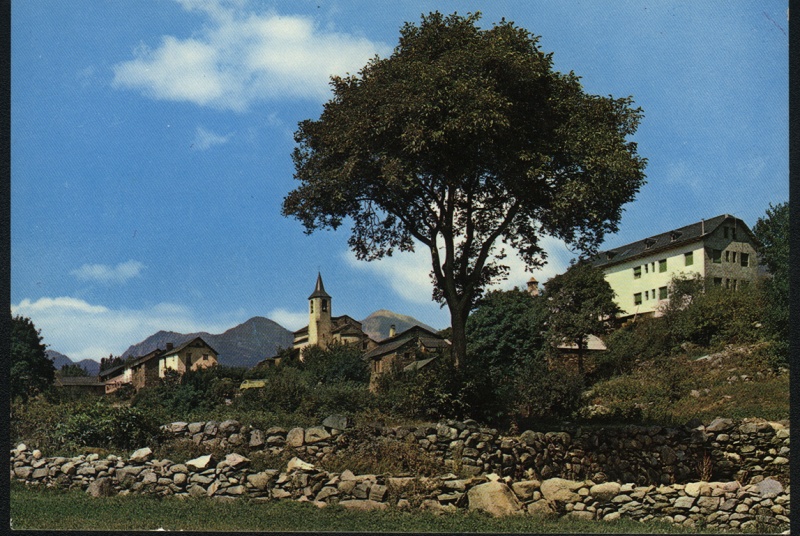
[753,201,789,348]
[543,262,620,373]
[11,314,55,400]
[283,12,646,368]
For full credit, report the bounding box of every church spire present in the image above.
[308,272,331,300]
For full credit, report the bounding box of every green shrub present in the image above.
[55,401,163,451]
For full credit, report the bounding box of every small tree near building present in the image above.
[11,314,55,401]
[543,262,620,373]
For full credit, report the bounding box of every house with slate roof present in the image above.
[591,214,760,319]
[98,337,219,393]
[364,325,450,391]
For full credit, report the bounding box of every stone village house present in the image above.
[288,273,450,388]
[98,337,219,394]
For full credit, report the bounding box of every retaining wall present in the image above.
[10,417,790,531]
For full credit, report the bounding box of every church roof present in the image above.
[308,272,331,300]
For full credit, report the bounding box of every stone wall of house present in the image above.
[161,416,789,486]
[10,441,789,531]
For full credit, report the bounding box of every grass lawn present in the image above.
[9,482,716,533]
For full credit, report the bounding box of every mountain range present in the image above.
[46,350,101,376]
[49,310,441,371]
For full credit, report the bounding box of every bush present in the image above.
[55,401,163,451]
[297,342,370,384]
[375,351,475,422]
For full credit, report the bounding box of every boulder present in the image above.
[540,478,583,503]
[129,447,152,463]
[218,420,240,435]
[322,414,350,431]
[286,427,305,448]
[247,472,275,490]
[338,500,388,511]
[304,426,331,444]
[186,455,213,471]
[467,481,522,516]
[249,429,265,448]
[590,482,621,502]
[169,422,188,434]
[511,480,540,500]
[754,478,784,499]
[286,457,315,472]
[86,477,116,498]
[222,453,249,469]
[526,499,556,518]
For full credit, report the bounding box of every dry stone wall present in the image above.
[10,417,790,531]
[164,416,789,485]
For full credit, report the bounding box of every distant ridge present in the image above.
[46,350,101,376]
[360,310,440,341]
[120,317,294,369]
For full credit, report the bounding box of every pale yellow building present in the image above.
[592,214,760,319]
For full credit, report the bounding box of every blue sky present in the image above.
[11,0,788,361]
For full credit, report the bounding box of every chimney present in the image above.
[389,325,396,338]
[166,342,174,351]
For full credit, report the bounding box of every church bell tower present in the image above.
[308,272,332,348]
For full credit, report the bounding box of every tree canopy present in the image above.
[753,201,789,349]
[543,262,620,373]
[11,314,55,401]
[283,12,647,367]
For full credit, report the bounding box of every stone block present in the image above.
[467,481,522,516]
[540,478,582,503]
[286,427,305,448]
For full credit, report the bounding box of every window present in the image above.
[659,259,667,272]
[645,290,649,300]
[685,251,694,266]
[725,278,730,288]
[713,277,723,286]
[322,299,328,312]
[659,286,668,300]
[710,248,722,264]
[202,354,209,361]
[740,253,749,267]
[725,251,730,262]
[732,252,737,263]
[634,293,642,305]
[644,264,649,274]
[310,301,314,313]
[633,266,641,279]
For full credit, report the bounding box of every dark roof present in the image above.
[103,336,218,374]
[161,336,219,357]
[98,363,126,380]
[363,325,449,360]
[293,315,363,336]
[590,214,756,269]
[54,376,104,387]
[308,272,331,300]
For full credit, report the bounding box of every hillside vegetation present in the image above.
[11,203,788,456]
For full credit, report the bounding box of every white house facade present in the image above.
[592,214,760,318]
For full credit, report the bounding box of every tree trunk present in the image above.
[448,303,469,370]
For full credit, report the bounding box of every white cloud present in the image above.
[193,126,232,150]
[11,297,233,362]
[71,260,145,284]
[112,1,390,111]
[342,236,577,304]
[267,307,308,331]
